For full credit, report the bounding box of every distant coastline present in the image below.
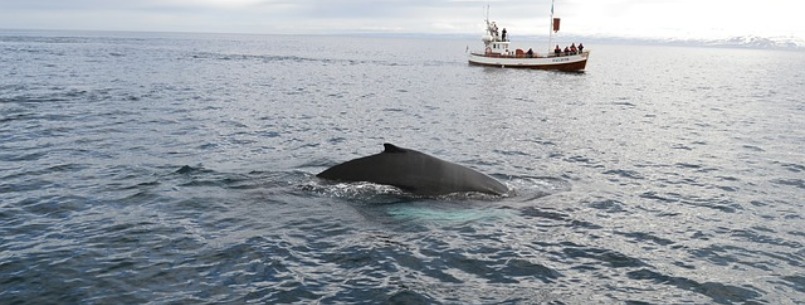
[2,27,803,51]
[351,32,805,51]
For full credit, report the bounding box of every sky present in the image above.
[1,0,803,41]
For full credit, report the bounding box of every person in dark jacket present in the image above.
[554,45,561,56]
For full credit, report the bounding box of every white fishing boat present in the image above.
[468,1,589,72]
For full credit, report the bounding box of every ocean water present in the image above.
[1,30,803,304]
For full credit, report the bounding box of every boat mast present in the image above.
[548,0,555,54]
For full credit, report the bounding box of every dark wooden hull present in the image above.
[467,52,590,72]
[468,59,587,72]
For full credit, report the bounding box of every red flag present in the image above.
[553,18,561,32]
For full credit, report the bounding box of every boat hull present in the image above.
[468,52,589,72]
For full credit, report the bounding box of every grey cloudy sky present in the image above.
[1,0,802,40]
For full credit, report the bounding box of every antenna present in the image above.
[548,0,555,54]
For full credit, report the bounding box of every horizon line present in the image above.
[1,27,802,51]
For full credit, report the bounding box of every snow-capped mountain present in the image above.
[690,35,804,50]
[566,34,805,51]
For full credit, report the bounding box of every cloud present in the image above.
[0,0,802,40]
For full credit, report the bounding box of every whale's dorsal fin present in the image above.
[383,143,407,153]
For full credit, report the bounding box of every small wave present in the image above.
[588,199,626,213]
[174,164,210,175]
[603,169,645,180]
[742,145,765,152]
[303,173,569,203]
[780,275,805,293]
[1,152,48,162]
[627,268,762,304]
[184,50,409,68]
[190,52,315,63]
[387,290,435,304]
[612,101,637,107]
[639,191,679,203]
[520,207,603,229]
[780,163,805,173]
[639,191,744,213]
[560,242,646,268]
[505,175,571,200]
[300,180,407,202]
[493,149,531,156]
[615,231,675,246]
[770,178,805,189]
[309,181,506,203]
[672,144,693,150]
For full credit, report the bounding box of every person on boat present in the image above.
[554,45,561,56]
[578,43,584,53]
[564,46,570,56]
[570,43,577,54]
[526,48,534,58]
[502,28,507,41]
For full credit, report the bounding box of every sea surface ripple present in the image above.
[1,30,803,304]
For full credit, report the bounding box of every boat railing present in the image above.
[474,50,588,59]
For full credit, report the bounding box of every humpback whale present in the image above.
[317,143,508,196]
